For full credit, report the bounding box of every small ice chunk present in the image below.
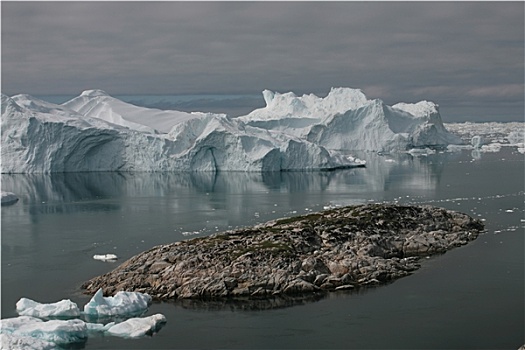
[471,135,486,149]
[16,298,80,318]
[0,333,56,350]
[1,191,19,206]
[1,316,88,344]
[106,314,167,338]
[407,148,435,156]
[93,254,118,261]
[83,288,152,317]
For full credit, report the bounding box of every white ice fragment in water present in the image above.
[105,314,166,338]
[0,316,88,344]
[83,288,152,317]
[505,209,514,213]
[471,135,486,149]
[16,298,80,318]
[93,254,118,261]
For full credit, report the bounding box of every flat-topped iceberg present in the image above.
[16,298,81,318]
[1,87,462,173]
[105,314,167,338]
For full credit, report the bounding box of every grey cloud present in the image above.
[1,1,523,121]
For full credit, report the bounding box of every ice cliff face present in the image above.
[1,87,461,173]
[1,91,361,173]
[238,87,461,152]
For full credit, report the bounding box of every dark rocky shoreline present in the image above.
[82,204,484,302]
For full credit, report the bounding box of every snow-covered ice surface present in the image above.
[16,298,80,318]
[0,191,18,205]
[1,87,463,173]
[83,288,152,318]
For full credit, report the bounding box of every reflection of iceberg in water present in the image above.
[0,152,451,220]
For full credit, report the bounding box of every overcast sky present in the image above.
[1,1,524,121]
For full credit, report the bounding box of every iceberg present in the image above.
[83,288,151,317]
[93,254,118,261]
[105,314,166,338]
[16,298,80,318]
[0,191,18,205]
[237,87,461,152]
[0,316,88,345]
[1,91,362,173]
[1,87,462,174]
[445,122,525,155]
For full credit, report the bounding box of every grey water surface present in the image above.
[1,148,523,349]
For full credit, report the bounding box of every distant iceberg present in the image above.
[1,88,462,173]
[0,316,88,345]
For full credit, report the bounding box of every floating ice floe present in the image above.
[1,191,19,206]
[16,298,80,318]
[3,290,165,348]
[83,288,152,317]
[0,316,88,345]
[105,314,167,338]
[93,254,118,261]
[445,122,525,155]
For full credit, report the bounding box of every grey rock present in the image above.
[82,204,484,301]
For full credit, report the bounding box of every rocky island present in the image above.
[82,204,484,304]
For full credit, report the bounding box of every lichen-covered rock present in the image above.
[82,204,484,302]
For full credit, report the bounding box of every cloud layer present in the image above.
[1,2,523,121]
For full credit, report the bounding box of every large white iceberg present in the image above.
[105,314,166,338]
[445,122,525,154]
[1,91,361,173]
[237,88,461,152]
[83,288,152,317]
[16,298,80,318]
[1,87,461,173]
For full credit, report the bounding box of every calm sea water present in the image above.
[1,148,523,349]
